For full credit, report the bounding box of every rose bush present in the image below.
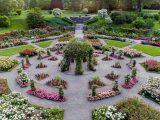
[20,49,37,57]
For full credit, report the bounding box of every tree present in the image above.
[26,8,46,28]
[29,0,39,9]
[50,0,64,9]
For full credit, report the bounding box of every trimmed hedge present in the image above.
[85,17,99,25]
[110,11,137,24]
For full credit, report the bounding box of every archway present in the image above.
[60,38,96,75]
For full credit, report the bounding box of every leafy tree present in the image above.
[26,8,46,28]
[29,0,39,9]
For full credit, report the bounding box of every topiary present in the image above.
[59,85,64,99]
[92,85,97,96]
[30,80,36,91]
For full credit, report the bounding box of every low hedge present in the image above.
[85,17,99,25]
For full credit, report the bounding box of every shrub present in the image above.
[59,85,64,99]
[143,13,155,19]
[26,10,46,29]
[92,75,100,81]
[145,19,154,29]
[116,98,160,120]
[143,13,159,20]
[132,19,146,29]
[42,108,64,120]
[105,17,113,24]
[16,9,22,15]
[154,14,160,21]
[48,10,52,14]
[61,17,74,26]
[0,57,19,71]
[125,13,137,23]
[54,75,62,81]
[0,16,10,27]
[82,8,88,14]
[85,16,98,25]
[110,11,126,24]
[52,8,62,17]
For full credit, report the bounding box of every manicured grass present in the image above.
[105,40,130,48]
[154,21,160,30]
[0,10,86,34]
[36,41,53,48]
[0,45,35,56]
[132,44,160,56]
[0,10,84,34]
[0,18,27,34]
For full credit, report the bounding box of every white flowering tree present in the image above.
[52,8,62,17]
[98,9,108,19]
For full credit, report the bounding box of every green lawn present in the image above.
[154,21,160,30]
[0,18,27,34]
[105,40,130,48]
[36,41,53,48]
[132,44,160,56]
[0,10,86,34]
[0,45,35,56]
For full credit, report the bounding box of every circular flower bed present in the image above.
[19,49,37,57]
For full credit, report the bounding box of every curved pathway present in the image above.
[1,45,160,120]
[1,27,160,120]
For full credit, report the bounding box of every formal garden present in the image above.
[0,0,160,120]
